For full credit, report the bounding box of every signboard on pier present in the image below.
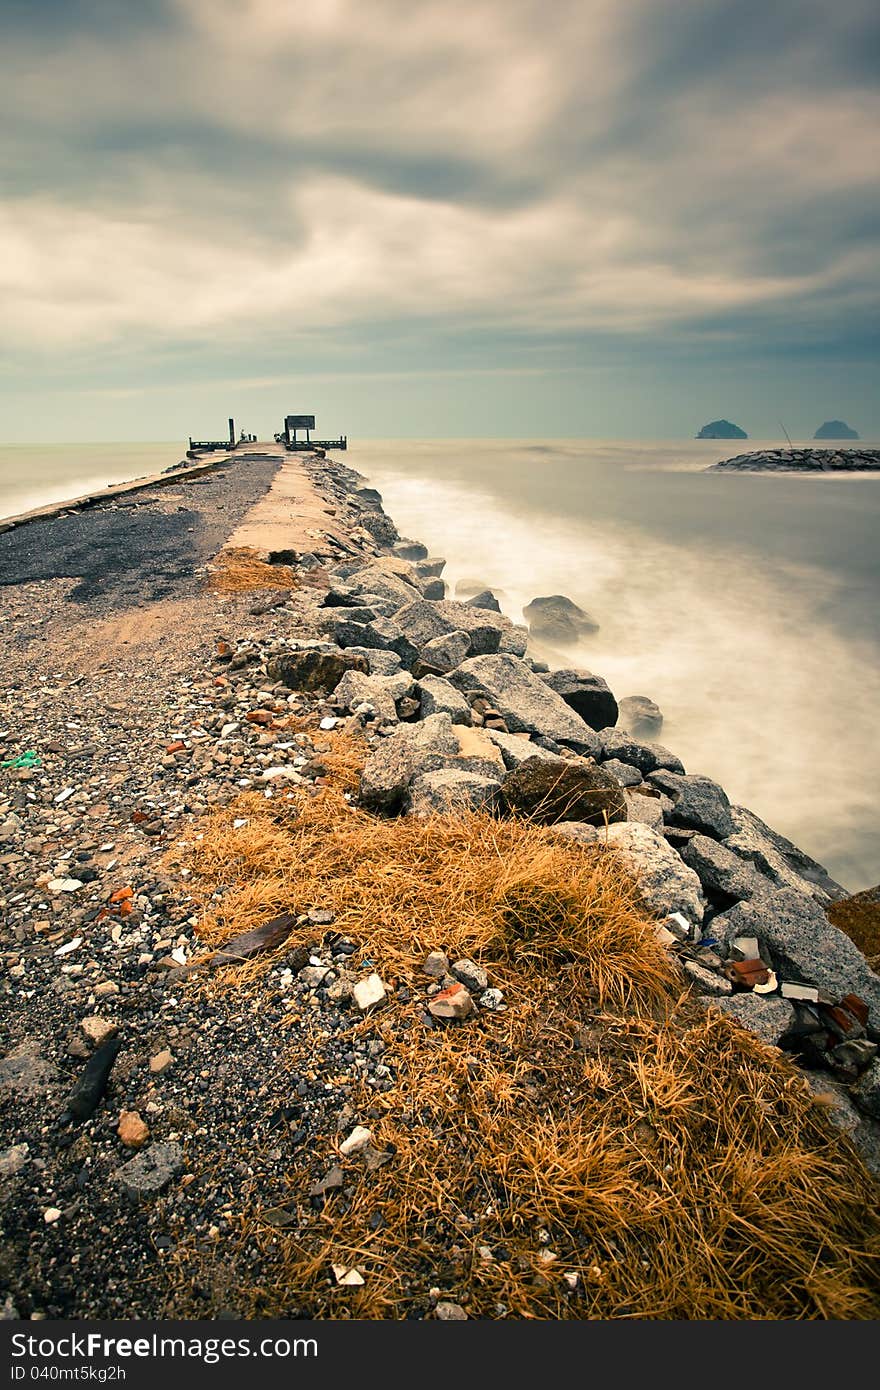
[285,415,315,431]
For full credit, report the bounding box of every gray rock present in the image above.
[709,889,880,1025]
[498,624,529,658]
[523,594,599,644]
[601,759,643,787]
[393,538,429,561]
[484,730,563,770]
[332,618,420,668]
[683,960,732,995]
[413,556,446,579]
[500,756,627,826]
[647,770,734,838]
[334,670,401,723]
[541,669,618,731]
[617,695,664,739]
[394,598,508,659]
[624,790,664,831]
[449,654,601,755]
[421,578,446,601]
[359,714,461,813]
[116,1142,184,1201]
[802,1072,880,1175]
[434,600,517,656]
[342,647,403,677]
[418,629,472,674]
[0,1143,29,1178]
[267,648,368,692]
[406,769,501,817]
[358,511,399,546]
[602,821,705,924]
[712,994,795,1046]
[465,589,501,612]
[851,1060,880,1121]
[552,821,600,846]
[451,958,489,992]
[417,676,472,725]
[723,805,845,903]
[345,563,421,608]
[680,834,767,903]
[600,729,684,776]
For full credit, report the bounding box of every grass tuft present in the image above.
[162,734,880,1320]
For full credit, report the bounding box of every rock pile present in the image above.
[707,448,880,473]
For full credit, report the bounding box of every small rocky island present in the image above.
[814,420,860,440]
[697,420,748,439]
[707,447,880,473]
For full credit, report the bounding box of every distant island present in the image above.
[814,420,860,440]
[696,419,747,439]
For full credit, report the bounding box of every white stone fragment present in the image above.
[352,973,386,1012]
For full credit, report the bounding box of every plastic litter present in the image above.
[1,750,42,769]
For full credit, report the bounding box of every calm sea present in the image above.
[2,437,878,891]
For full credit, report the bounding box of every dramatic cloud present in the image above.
[1,0,878,434]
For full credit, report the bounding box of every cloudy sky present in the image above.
[2,0,878,440]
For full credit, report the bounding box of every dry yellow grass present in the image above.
[205,546,299,593]
[163,733,880,1320]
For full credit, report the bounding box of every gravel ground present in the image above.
[0,452,396,1318]
[0,456,279,603]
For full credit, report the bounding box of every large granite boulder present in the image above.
[541,670,618,730]
[448,654,601,755]
[647,770,734,838]
[344,562,422,608]
[484,730,563,770]
[500,756,627,827]
[394,598,516,660]
[406,769,501,817]
[417,676,472,725]
[523,594,599,644]
[267,648,368,693]
[679,833,768,904]
[465,589,502,613]
[723,805,845,903]
[617,695,663,739]
[710,889,880,1026]
[360,714,460,813]
[600,729,684,776]
[333,670,414,724]
[710,994,796,1047]
[359,715,504,814]
[416,629,473,676]
[602,822,705,924]
[340,647,402,677]
[331,617,420,668]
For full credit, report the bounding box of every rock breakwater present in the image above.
[707,448,880,473]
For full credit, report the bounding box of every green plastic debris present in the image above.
[1,750,42,770]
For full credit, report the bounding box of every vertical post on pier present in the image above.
[228,418,235,446]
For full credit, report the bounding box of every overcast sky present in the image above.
[1,0,878,441]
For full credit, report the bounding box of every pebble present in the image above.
[43,1208,62,1224]
[423,950,450,979]
[428,982,475,1021]
[149,1049,174,1074]
[339,1125,372,1157]
[117,1111,150,1149]
[81,1016,118,1046]
[451,958,488,992]
[435,1301,467,1320]
[352,973,386,1012]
